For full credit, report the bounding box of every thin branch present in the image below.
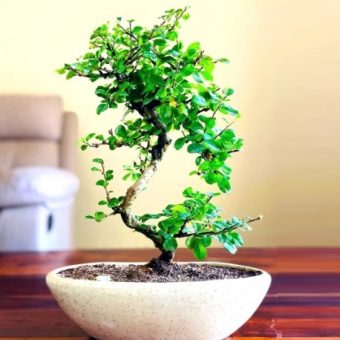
[169,7,187,32]
[193,50,204,65]
[118,23,138,41]
[214,120,236,139]
[175,216,262,238]
[212,94,228,119]
[83,140,109,148]
[83,139,126,149]
[99,161,112,203]
[67,65,119,81]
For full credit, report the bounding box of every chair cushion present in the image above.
[0,167,79,208]
[0,95,63,140]
[0,140,59,176]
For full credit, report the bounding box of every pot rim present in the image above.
[46,261,271,285]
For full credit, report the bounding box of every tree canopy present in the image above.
[58,8,260,261]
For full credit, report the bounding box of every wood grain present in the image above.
[0,247,339,339]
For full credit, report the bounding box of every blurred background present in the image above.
[0,0,339,250]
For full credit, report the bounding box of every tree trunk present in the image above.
[158,250,174,263]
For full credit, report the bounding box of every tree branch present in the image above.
[175,216,262,238]
[118,23,138,41]
[119,209,163,249]
[99,161,112,203]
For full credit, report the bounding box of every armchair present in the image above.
[0,95,79,250]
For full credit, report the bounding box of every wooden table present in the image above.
[0,247,339,339]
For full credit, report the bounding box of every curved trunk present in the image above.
[119,105,171,258]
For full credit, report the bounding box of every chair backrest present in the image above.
[0,95,78,177]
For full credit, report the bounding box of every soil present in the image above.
[59,259,261,283]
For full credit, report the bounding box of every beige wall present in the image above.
[0,0,339,248]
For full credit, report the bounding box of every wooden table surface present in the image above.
[0,247,340,339]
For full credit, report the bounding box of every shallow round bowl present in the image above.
[46,262,271,340]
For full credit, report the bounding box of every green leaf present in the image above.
[234,138,244,150]
[122,173,130,181]
[105,170,114,180]
[186,236,210,260]
[96,102,109,115]
[132,173,141,181]
[192,95,206,106]
[92,158,103,164]
[174,137,186,150]
[115,125,127,137]
[201,70,213,81]
[182,187,193,197]
[203,140,221,153]
[94,211,106,222]
[183,13,190,20]
[158,217,183,234]
[219,105,238,116]
[192,73,203,83]
[200,235,212,247]
[194,241,207,260]
[85,133,96,141]
[195,156,202,166]
[180,64,195,76]
[56,67,66,75]
[224,242,237,254]
[153,38,167,46]
[98,200,107,206]
[217,177,231,193]
[204,172,217,184]
[163,237,178,251]
[226,88,234,96]
[187,42,200,56]
[171,204,189,218]
[205,118,216,129]
[96,179,107,187]
[132,26,143,34]
[166,31,178,41]
[199,160,212,172]
[140,213,164,222]
[66,70,76,80]
[95,134,104,141]
[158,105,171,123]
[83,52,95,59]
[200,56,215,72]
[95,86,107,97]
[189,237,207,260]
[190,121,204,132]
[229,231,244,246]
[220,129,236,142]
[187,143,204,154]
[91,166,100,172]
[216,57,229,64]
[108,197,122,208]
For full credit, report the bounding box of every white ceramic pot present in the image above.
[46,262,271,340]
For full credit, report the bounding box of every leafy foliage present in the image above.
[60,8,260,260]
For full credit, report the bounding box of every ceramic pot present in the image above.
[46,262,271,340]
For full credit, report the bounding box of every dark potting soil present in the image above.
[58,259,261,283]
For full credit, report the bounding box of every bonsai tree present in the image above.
[58,8,261,263]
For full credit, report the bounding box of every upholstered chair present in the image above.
[0,95,79,250]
